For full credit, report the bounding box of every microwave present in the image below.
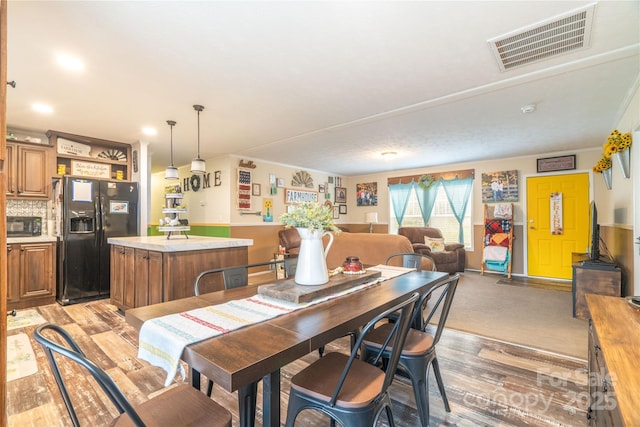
[7,216,42,237]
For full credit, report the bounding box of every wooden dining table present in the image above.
[126,269,449,427]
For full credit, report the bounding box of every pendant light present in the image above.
[165,120,179,180]
[190,104,206,174]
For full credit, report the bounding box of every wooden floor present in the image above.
[6,299,588,426]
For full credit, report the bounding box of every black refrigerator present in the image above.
[57,177,138,305]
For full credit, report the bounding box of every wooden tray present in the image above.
[258,270,382,304]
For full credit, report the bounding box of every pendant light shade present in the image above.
[165,120,179,180]
[190,104,206,174]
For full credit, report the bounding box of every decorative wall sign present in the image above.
[71,160,110,179]
[339,204,347,214]
[537,155,576,173]
[252,183,261,196]
[356,182,377,206]
[550,192,563,235]
[237,169,252,210]
[57,138,91,157]
[263,198,273,222]
[285,188,318,204]
[291,170,314,188]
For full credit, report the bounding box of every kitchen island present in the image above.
[108,235,253,311]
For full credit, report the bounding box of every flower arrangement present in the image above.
[592,155,612,173]
[604,130,632,156]
[280,202,340,232]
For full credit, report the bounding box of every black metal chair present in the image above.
[385,252,437,272]
[284,292,420,427]
[194,257,297,295]
[363,274,460,427]
[194,257,298,398]
[33,323,232,427]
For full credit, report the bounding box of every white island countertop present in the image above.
[107,235,253,252]
[7,236,58,244]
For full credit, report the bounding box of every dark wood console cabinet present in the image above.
[572,261,621,320]
[586,295,640,426]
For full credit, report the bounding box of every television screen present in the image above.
[588,201,600,261]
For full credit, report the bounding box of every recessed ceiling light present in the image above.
[56,53,84,72]
[381,151,397,160]
[142,127,157,136]
[32,103,53,114]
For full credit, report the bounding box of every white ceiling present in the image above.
[5,1,640,176]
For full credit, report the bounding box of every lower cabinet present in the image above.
[588,319,622,426]
[7,242,56,310]
[110,244,247,311]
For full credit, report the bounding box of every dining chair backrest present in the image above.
[385,253,436,271]
[416,273,460,347]
[34,324,146,427]
[331,291,419,405]
[194,258,299,295]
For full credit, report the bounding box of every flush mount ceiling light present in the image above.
[381,151,397,160]
[521,104,536,114]
[190,104,206,174]
[165,120,179,180]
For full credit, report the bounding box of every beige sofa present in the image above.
[324,232,434,271]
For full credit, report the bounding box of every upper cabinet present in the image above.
[5,140,53,199]
[46,130,132,181]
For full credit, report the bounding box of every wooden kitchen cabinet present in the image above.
[6,242,56,310]
[5,141,52,199]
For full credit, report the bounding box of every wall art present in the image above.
[356,182,377,206]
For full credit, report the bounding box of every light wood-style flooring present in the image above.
[7,299,588,426]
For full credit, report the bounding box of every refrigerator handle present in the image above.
[95,195,102,247]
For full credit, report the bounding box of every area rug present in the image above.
[7,333,38,382]
[7,309,47,331]
[446,272,588,359]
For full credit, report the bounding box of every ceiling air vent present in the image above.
[488,4,595,71]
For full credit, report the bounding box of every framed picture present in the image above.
[339,204,347,214]
[277,178,285,188]
[335,187,347,204]
[318,184,326,193]
[333,206,340,219]
[252,183,261,196]
[481,170,519,203]
[356,182,378,206]
[537,155,576,173]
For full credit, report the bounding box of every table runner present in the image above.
[138,265,413,386]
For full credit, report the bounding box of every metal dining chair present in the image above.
[194,257,298,398]
[33,324,232,427]
[385,252,437,272]
[284,292,420,427]
[363,274,460,427]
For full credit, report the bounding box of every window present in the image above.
[389,185,473,249]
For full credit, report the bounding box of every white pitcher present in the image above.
[294,227,334,285]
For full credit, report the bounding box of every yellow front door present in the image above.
[526,173,589,279]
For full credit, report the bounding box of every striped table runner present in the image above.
[138,265,413,386]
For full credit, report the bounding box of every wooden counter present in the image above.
[586,294,640,426]
[108,236,253,311]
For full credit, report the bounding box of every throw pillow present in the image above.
[424,236,446,252]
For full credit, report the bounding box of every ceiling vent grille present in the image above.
[488,4,595,71]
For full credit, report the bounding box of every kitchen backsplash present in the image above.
[6,200,50,234]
